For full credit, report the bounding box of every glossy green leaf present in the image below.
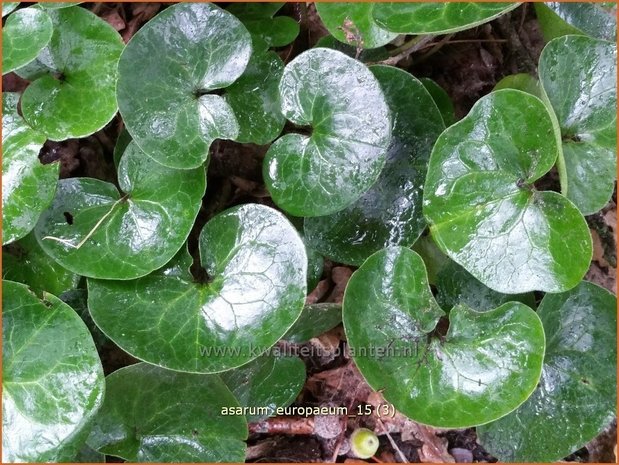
[284,303,342,343]
[435,261,535,312]
[112,127,132,168]
[37,2,82,9]
[60,289,109,350]
[343,247,545,428]
[372,3,519,34]
[20,6,124,140]
[3,232,80,296]
[34,141,206,280]
[264,48,391,217]
[411,234,451,285]
[2,2,19,16]
[539,36,617,215]
[316,3,398,49]
[117,3,252,169]
[314,35,389,62]
[2,7,53,74]
[227,3,299,52]
[535,3,616,42]
[2,280,105,463]
[74,444,105,463]
[220,355,305,421]
[423,89,592,294]
[304,65,444,265]
[477,281,617,462]
[87,204,307,373]
[2,92,58,245]
[87,363,247,462]
[493,73,541,98]
[420,78,456,127]
[224,50,285,145]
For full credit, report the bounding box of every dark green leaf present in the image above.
[420,78,456,126]
[112,127,132,168]
[411,234,451,285]
[117,3,252,169]
[88,204,307,373]
[304,65,444,265]
[477,281,616,462]
[424,89,592,293]
[74,444,105,463]
[2,280,105,463]
[264,48,392,217]
[284,303,342,343]
[20,6,124,140]
[534,3,616,42]
[86,363,247,462]
[35,141,206,280]
[227,3,299,51]
[60,289,109,350]
[343,247,545,428]
[2,7,53,74]
[37,2,82,9]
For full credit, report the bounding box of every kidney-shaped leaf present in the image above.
[539,35,617,215]
[87,363,247,462]
[372,3,519,34]
[87,204,307,373]
[19,6,124,140]
[264,48,391,217]
[343,247,545,428]
[117,3,252,169]
[2,7,53,75]
[477,281,616,462]
[2,280,105,463]
[2,92,58,245]
[423,89,592,294]
[35,141,205,280]
[535,3,616,42]
[304,65,444,265]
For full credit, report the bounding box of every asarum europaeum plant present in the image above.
[2,2,616,463]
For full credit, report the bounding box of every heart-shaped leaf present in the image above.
[423,89,592,294]
[220,355,306,421]
[372,3,519,34]
[2,7,53,74]
[86,363,247,462]
[315,3,398,49]
[34,141,206,280]
[264,48,392,217]
[19,6,124,140]
[477,281,616,461]
[117,3,252,169]
[420,78,456,127]
[304,65,444,265]
[284,303,342,343]
[539,35,617,215]
[3,280,105,463]
[2,2,19,16]
[87,204,307,373]
[2,92,58,245]
[3,232,80,296]
[343,247,545,428]
[534,3,616,42]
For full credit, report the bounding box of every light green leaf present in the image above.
[117,3,252,169]
[535,3,616,42]
[539,35,617,215]
[2,7,53,74]
[2,92,58,245]
[423,89,592,293]
[87,204,307,373]
[86,363,247,462]
[34,141,206,280]
[20,6,124,140]
[227,3,299,51]
[220,355,305,421]
[264,48,392,217]
[411,234,451,285]
[304,65,444,265]
[2,2,19,16]
[372,3,519,34]
[477,281,616,462]
[315,3,398,49]
[284,303,342,343]
[420,78,456,127]
[2,280,105,463]
[314,34,390,62]
[343,247,545,428]
[493,73,541,98]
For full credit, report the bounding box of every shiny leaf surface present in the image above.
[227,3,299,52]
[87,204,307,373]
[493,73,541,98]
[314,35,389,62]
[304,65,444,265]
[2,7,53,74]
[539,35,617,215]
[34,141,206,280]
[535,3,616,42]
[20,6,124,140]
[37,2,82,9]
[220,355,305,421]
[372,3,519,34]
[2,92,58,245]
[343,247,545,428]
[264,48,391,217]
[284,303,342,343]
[2,2,19,16]
[117,3,251,169]
[86,363,247,462]
[423,89,592,293]
[477,281,616,461]
[2,280,105,463]
[60,289,109,351]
